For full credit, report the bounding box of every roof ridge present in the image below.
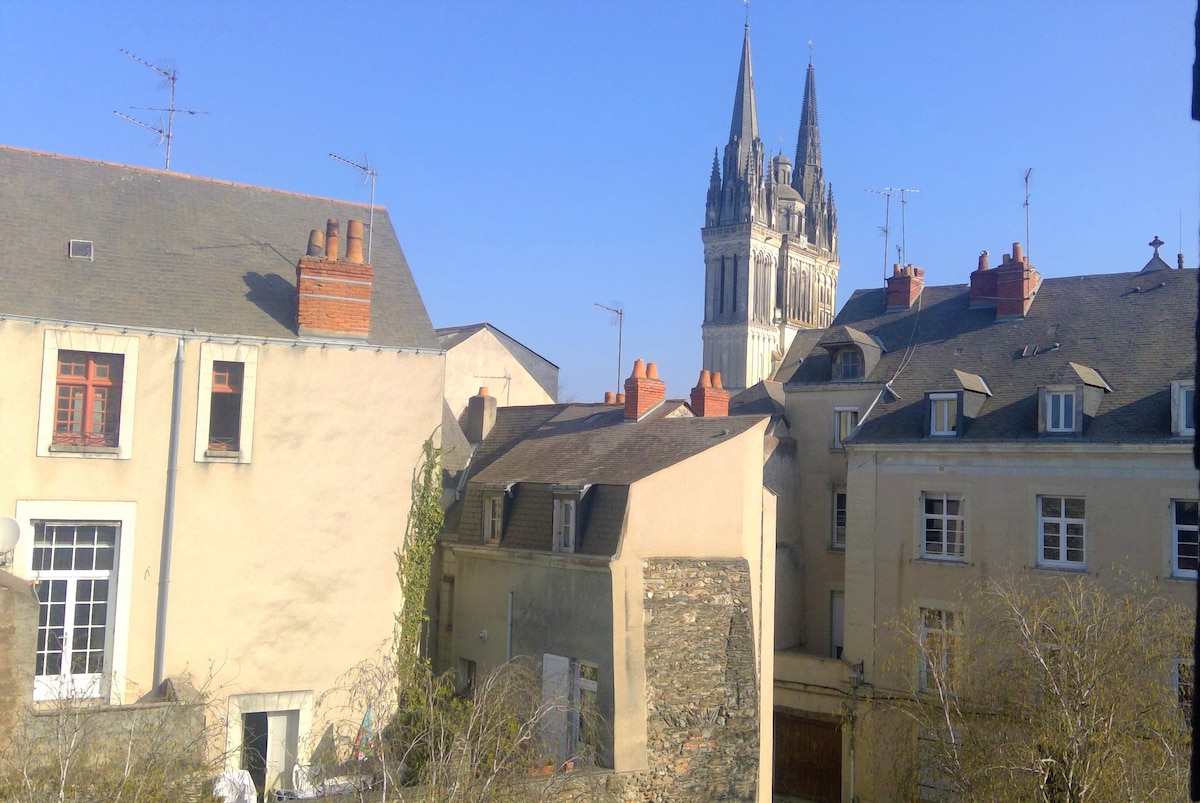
[0,144,387,209]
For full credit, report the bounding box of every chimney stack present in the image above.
[296,217,374,339]
[993,241,1041,319]
[690,369,730,417]
[603,391,616,404]
[969,250,996,308]
[465,386,497,443]
[885,263,925,311]
[624,359,666,421]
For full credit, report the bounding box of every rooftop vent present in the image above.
[68,240,94,261]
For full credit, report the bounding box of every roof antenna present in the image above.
[865,188,894,283]
[329,153,378,263]
[594,303,624,397]
[885,187,919,266]
[113,49,206,170]
[1023,168,1033,261]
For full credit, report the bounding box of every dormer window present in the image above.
[836,348,863,380]
[553,497,577,553]
[1039,386,1080,435]
[483,494,504,544]
[1173,380,1195,437]
[928,393,960,437]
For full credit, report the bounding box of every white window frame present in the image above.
[13,500,136,704]
[1172,499,1199,579]
[1173,380,1195,437]
[833,407,859,449]
[1037,495,1086,569]
[929,393,959,437]
[223,690,313,774]
[922,492,966,561]
[832,486,847,549]
[1043,387,1077,434]
[37,330,139,459]
[483,494,504,544]
[918,607,960,693]
[553,497,577,553]
[194,341,260,463]
[830,590,845,659]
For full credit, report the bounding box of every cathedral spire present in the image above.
[728,25,760,156]
[792,62,822,198]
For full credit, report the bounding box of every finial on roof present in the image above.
[1150,235,1164,256]
[807,39,813,66]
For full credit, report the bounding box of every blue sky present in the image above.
[1,2,1195,402]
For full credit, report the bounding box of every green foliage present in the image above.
[395,436,444,687]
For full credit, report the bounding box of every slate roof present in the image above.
[446,402,764,556]
[0,146,437,349]
[788,268,1197,442]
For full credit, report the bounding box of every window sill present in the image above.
[916,556,969,565]
[203,449,243,460]
[1035,563,1087,573]
[829,545,846,553]
[48,444,119,456]
[1169,572,1198,582]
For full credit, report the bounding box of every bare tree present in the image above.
[886,572,1192,802]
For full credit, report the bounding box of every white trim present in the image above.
[831,485,847,549]
[921,492,966,561]
[37,330,139,459]
[833,407,859,449]
[1036,494,1086,569]
[194,341,260,463]
[1171,499,1199,579]
[13,500,136,704]
[929,393,958,437]
[1172,380,1195,438]
[224,690,314,772]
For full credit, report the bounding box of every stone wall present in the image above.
[0,571,37,735]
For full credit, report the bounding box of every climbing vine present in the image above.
[395,435,443,685]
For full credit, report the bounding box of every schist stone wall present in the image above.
[629,557,760,801]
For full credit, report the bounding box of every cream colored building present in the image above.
[432,367,777,801]
[772,246,1197,801]
[0,146,445,798]
[437,322,557,418]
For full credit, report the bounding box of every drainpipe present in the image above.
[152,338,185,690]
[505,591,514,662]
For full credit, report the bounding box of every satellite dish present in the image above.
[0,518,20,553]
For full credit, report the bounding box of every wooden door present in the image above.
[774,711,842,802]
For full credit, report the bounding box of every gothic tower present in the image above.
[702,30,839,391]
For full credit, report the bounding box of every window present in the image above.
[32,522,118,700]
[542,654,600,766]
[38,331,139,459]
[1173,380,1195,437]
[483,494,504,544]
[918,607,960,693]
[836,349,863,379]
[53,351,123,448]
[923,493,965,560]
[929,393,958,436]
[1173,500,1198,578]
[194,342,259,463]
[833,408,859,448]
[553,497,577,553]
[575,661,599,760]
[1044,389,1077,434]
[208,362,244,451]
[832,487,847,548]
[1038,496,1085,568]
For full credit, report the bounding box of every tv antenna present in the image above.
[113,49,206,170]
[594,303,624,396]
[865,188,894,283]
[1022,168,1032,261]
[329,153,378,263]
[884,187,919,266]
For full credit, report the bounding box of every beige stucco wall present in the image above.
[442,328,556,417]
[2,319,444,751]
[840,441,1198,802]
[615,416,776,802]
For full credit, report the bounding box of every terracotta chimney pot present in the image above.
[306,229,325,257]
[977,250,989,271]
[325,218,340,260]
[478,386,489,397]
[604,391,616,404]
[631,359,646,379]
[346,219,364,263]
[697,369,712,389]
[624,358,665,421]
[646,362,659,380]
[712,371,724,390]
[616,393,625,404]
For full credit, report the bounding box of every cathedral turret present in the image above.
[716,26,767,226]
[791,62,837,256]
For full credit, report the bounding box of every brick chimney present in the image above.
[296,218,373,338]
[690,369,729,417]
[624,359,666,421]
[885,263,925,311]
[465,386,497,443]
[968,250,996,308]
[993,242,1041,319]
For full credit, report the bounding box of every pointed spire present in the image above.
[728,25,759,149]
[710,149,721,183]
[793,62,822,181]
